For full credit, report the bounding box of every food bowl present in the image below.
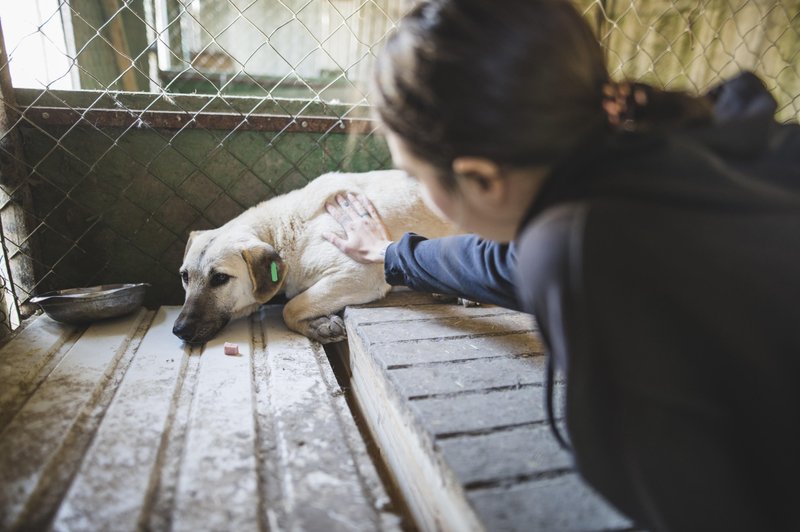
[29,283,149,324]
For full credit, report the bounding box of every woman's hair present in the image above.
[373,0,712,184]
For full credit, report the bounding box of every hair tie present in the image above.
[602,81,650,131]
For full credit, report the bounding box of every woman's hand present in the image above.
[323,192,392,264]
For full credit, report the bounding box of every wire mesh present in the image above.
[0,0,798,337]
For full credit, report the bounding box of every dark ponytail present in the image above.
[374,0,713,185]
[603,81,713,132]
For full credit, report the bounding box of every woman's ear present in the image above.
[452,157,507,205]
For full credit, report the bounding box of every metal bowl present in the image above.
[29,283,149,325]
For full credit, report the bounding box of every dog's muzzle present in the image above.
[173,310,229,344]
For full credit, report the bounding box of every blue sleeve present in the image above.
[383,233,520,310]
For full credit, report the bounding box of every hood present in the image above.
[517,71,800,235]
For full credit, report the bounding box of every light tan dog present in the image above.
[173,170,454,344]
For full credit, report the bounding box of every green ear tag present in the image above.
[270,261,279,283]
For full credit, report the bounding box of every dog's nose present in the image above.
[172,320,194,340]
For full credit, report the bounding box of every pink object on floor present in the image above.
[223,342,239,356]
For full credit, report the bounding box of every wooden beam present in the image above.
[69,0,122,90]
[0,18,41,331]
[100,0,140,92]
[23,105,374,134]
[68,0,149,91]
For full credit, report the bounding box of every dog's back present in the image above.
[302,170,454,239]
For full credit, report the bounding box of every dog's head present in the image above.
[172,229,287,344]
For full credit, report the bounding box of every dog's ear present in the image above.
[241,244,286,303]
[183,230,207,261]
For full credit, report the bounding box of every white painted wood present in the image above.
[143,328,203,532]
[3,305,402,531]
[0,312,146,530]
[52,307,187,531]
[0,315,80,431]
[309,331,402,532]
[171,315,260,532]
[260,306,394,532]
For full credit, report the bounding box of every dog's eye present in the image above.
[180,271,188,283]
[210,272,231,287]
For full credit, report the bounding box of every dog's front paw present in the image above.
[307,315,347,344]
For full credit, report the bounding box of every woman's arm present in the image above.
[384,232,519,310]
[323,193,520,310]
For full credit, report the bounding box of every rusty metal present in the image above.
[24,106,376,134]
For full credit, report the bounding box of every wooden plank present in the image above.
[345,304,515,325]
[51,307,187,531]
[293,322,402,532]
[143,320,202,532]
[354,313,535,345]
[355,290,445,308]
[389,355,547,399]
[15,87,374,118]
[25,106,374,135]
[258,306,398,532]
[0,311,148,530]
[468,474,631,531]
[0,18,39,325]
[343,313,485,532]
[171,315,260,532]
[373,332,543,368]
[437,425,572,487]
[68,0,123,90]
[2,305,403,530]
[0,316,82,432]
[410,386,564,437]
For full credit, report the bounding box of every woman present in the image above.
[323,0,800,530]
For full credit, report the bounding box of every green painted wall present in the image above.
[19,104,390,306]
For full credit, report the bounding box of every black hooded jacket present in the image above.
[383,72,800,530]
[514,72,800,531]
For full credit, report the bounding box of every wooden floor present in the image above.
[0,306,398,532]
[1,294,631,531]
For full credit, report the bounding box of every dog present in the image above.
[172,170,455,344]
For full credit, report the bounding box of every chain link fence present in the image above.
[0,0,798,337]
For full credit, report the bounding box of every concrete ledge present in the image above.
[341,293,632,531]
